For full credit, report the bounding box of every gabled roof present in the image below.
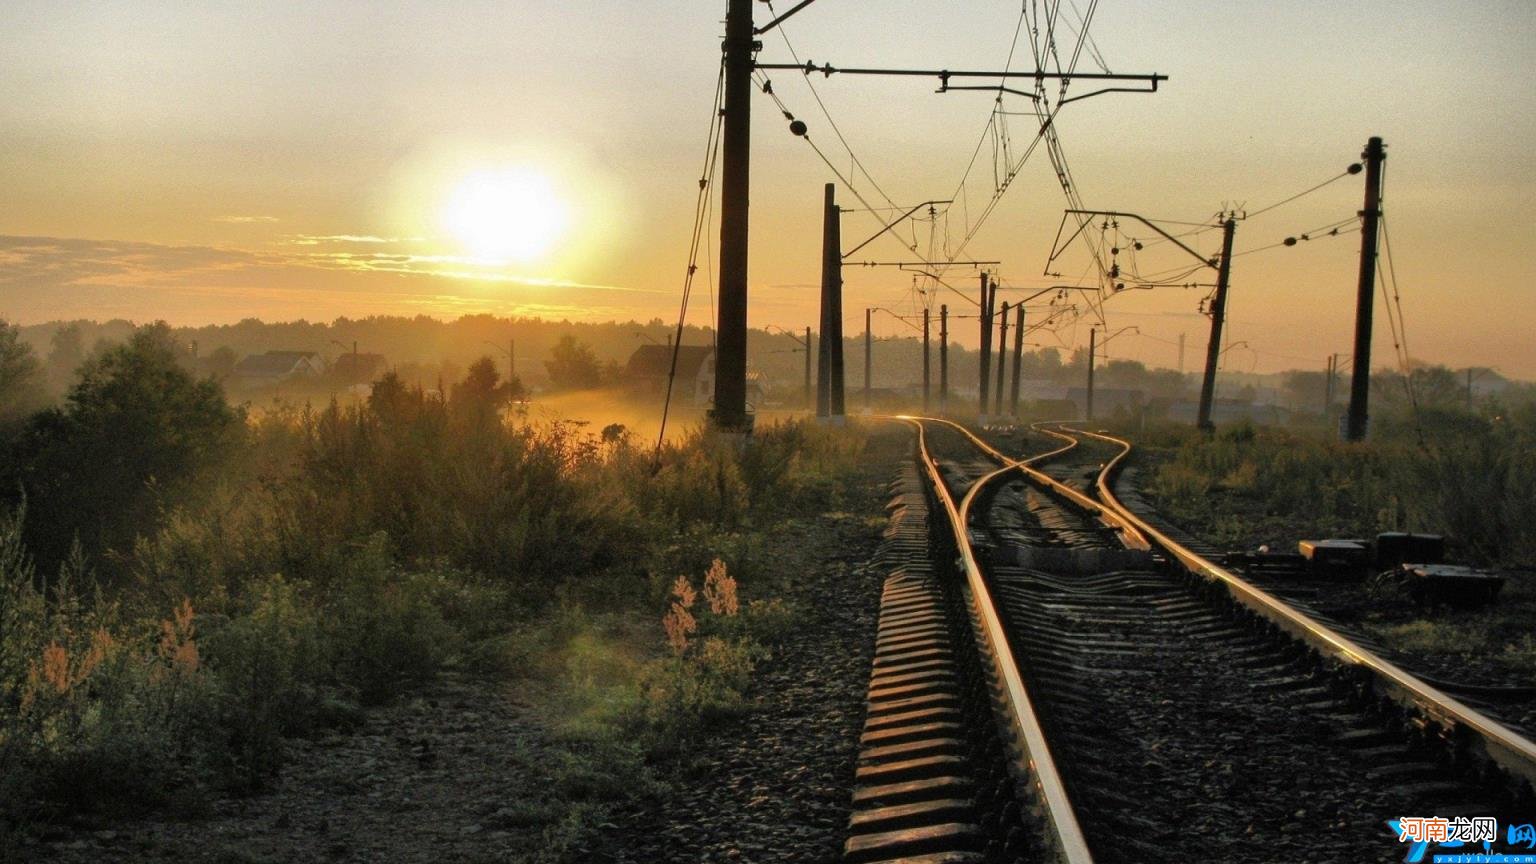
[234,350,319,377]
[626,344,713,379]
[332,352,387,375]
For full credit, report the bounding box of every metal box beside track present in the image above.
[1399,563,1504,607]
[1298,538,1371,576]
[1374,532,1445,571]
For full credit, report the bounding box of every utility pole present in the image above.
[994,301,1009,413]
[939,304,949,414]
[922,307,931,412]
[864,307,872,412]
[1009,304,1024,416]
[1177,332,1186,377]
[1324,354,1335,416]
[1086,327,1097,423]
[978,273,993,418]
[1346,136,1385,442]
[711,0,754,433]
[817,183,845,421]
[1196,217,1238,431]
[804,325,812,409]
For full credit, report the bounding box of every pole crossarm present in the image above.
[847,260,999,268]
[1047,209,1218,275]
[841,200,952,260]
[753,0,819,35]
[755,62,1166,92]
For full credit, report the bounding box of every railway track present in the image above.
[842,417,1536,864]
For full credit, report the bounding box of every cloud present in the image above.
[215,215,281,224]
[283,234,411,246]
[0,234,660,325]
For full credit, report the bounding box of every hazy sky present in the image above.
[3,1,1534,375]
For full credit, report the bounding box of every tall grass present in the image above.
[1,356,868,841]
[1143,408,1536,565]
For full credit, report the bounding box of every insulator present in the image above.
[1283,237,1297,247]
[789,119,808,137]
[1348,162,1363,175]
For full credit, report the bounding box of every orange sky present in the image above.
[3,1,1534,376]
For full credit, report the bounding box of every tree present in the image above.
[5,323,243,573]
[46,323,85,388]
[545,335,603,391]
[0,320,45,428]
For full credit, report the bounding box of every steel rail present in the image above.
[931,417,1149,551]
[899,416,1095,864]
[1066,424,1536,792]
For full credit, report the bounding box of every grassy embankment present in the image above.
[0,325,870,859]
[1126,408,1536,683]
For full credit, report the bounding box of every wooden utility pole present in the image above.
[1086,327,1097,423]
[994,302,1009,412]
[939,304,949,413]
[1346,137,1385,442]
[978,273,993,418]
[922,307,931,412]
[1009,305,1024,415]
[1196,217,1238,431]
[711,0,754,432]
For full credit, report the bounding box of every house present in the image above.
[331,352,387,384]
[626,344,715,405]
[233,350,323,385]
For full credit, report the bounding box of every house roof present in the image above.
[626,345,713,379]
[332,352,387,374]
[234,350,319,377]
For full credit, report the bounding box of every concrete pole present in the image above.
[711,0,754,432]
[1087,327,1097,423]
[1346,136,1386,442]
[939,304,949,414]
[994,302,1009,413]
[922,307,931,413]
[1196,218,1238,431]
[1009,304,1024,415]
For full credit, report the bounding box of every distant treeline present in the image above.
[7,314,1530,413]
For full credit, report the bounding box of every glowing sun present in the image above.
[441,168,569,261]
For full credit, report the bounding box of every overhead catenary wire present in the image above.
[654,59,727,466]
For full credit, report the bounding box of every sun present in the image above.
[441,168,569,261]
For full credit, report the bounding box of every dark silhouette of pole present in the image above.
[1009,305,1024,415]
[1346,136,1385,442]
[829,214,845,421]
[922,307,931,412]
[1086,327,1097,422]
[1324,354,1335,416]
[804,326,812,409]
[711,0,753,432]
[978,273,992,417]
[864,307,872,411]
[939,304,949,413]
[817,184,836,419]
[1196,217,1238,431]
[994,302,1009,412]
